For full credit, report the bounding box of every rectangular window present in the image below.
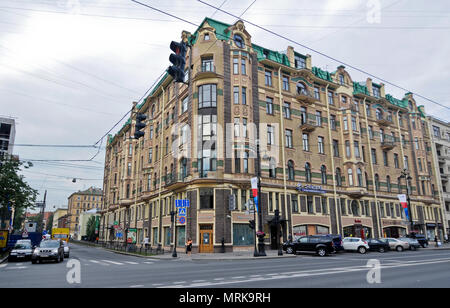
[282,76,289,91]
[315,111,322,126]
[233,58,239,74]
[267,125,274,145]
[148,148,153,163]
[182,96,189,113]
[234,86,239,105]
[383,151,388,166]
[371,149,377,164]
[241,58,246,75]
[292,195,299,213]
[351,116,357,131]
[333,140,339,157]
[242,87,247,105]
[307,196,314,214]
[354,141,360,158]
[394,153,399,168]
[368,126,374,139]
[198,84,217,108]
[266,97,273,114]
[328,91,334,105]
[265,71,272,86]
[201,56,214,72]
[295,55,306,69]
[302,133,309,151]
[345,141,351,158]
[343,116,348,131]
[318,136,324,154]
[234,118,240,137]
[285,129,293,148]
[330,115,336,130]
[314,87,320,100]
[199,188,214,209]
[283,102,291,119]
[243,118,248,138]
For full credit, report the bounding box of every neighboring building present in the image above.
[52,208,68,230]
[58,214,69,229]
[429,116,450,238]
[0,116,16,159]
[25,211,53,230]
[67,187,103,238]
[99,18,446,252]
[77,209,100,241]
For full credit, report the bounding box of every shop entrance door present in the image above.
[199,225,214,253]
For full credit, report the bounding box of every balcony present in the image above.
[295,89,316,104]
[381,140,396,150]
[376,116,392,127]
[346,187,367,198]
[195,64,217,79]
[299,118,316,132]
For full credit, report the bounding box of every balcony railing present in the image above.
[296,88,316,104]
[196,64,217,78]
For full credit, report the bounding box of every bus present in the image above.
[51,228,70,243]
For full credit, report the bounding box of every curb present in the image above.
[0,256,8,264]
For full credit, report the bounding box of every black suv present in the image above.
[32,240,65,264]
[408,233,429,248]
[283,236,335,257]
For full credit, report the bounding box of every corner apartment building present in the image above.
[67,187,103,238]
[99,17,447,253]
[0,116,16,159]
[429,116,450,237]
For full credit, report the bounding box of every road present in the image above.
[1,243,450,288]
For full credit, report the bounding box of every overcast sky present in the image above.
[1,0,449,211]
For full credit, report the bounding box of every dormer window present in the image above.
[295,55,306,69]
[373,86,380,98]
[234,34,245,48]
[204,33,210,41]
[339,74,345,85]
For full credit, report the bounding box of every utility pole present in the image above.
[400,169,414,233]
[40,190,47,233]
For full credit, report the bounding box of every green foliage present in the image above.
[0,157,38,226]
[86,216,97,242]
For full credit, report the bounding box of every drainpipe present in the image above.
[277,67,289,243]
[324,84,341,235]
[362,98,382,238]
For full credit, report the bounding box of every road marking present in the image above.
[173,281,187,284]
[159,257,450,288]
[0,264,7,269]
[124,261,139,265]
[231,276,246,279]
[143,262,154,264]
[102,260,123,265]
[191,280,206,283]
[213,278,225,281]
[6,266,27,270]
[90,260,110,266]
[130,285,144,288]
[152,283,163,286]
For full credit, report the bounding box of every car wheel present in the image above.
[286,247,293,254]
[317,248,327,257]
[396,246,403,252]
[378,247,385,253]
[358,246,367,254]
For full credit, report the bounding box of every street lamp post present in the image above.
[400,169,414,234]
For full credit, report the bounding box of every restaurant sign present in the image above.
[296,183,326,194]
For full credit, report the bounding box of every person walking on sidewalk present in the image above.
[186,238,192,256]
[435,236,439,247]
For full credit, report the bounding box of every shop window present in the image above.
[199,188,214,209]
[233,224,255,246]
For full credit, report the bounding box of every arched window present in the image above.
[321,165,327,184]
[335,168,342,187]
[305,163,312,183]
[357,168,363,187]
[351,200,360,216]
[297,82,307,95]
[386,176,391,192]
[376,108,383,120]
[375,174,380,191]
[348,168,354,186]
[288,160,295,181]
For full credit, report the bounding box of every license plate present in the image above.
[17,255,24,258]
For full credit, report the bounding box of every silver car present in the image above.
[9,240,33,261]
[380,238,410,252]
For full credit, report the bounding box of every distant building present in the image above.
[52,208,68,229]
[58,214,69,229]
[67,187,103,238]
[77,209,100,241]
[25,211,53,231]
[0,117,16,159]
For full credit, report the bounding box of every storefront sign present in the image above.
[296,183,325,194]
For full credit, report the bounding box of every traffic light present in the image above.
[168,40,187,83]
[134,113,147,139]
[249,220,255,229]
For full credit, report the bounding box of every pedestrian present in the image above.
[186,238,192,256]
[435,235,438,247]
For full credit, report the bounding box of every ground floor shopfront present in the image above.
[99,184,446,252]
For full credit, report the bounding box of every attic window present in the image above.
[204,33,210,41]
[234,34,245,48]
[263,50,269,58]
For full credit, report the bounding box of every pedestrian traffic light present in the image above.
[249,220,255,229]
[168,40,187,83]
[134,113,147,139]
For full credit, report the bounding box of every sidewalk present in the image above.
[148,249,296,261]
[424,242,450,250]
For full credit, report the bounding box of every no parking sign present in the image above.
[176,199,189,225]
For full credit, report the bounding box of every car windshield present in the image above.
[39,241,59,248]
[14,243,31,249]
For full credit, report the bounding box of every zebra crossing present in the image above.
[82,259,157,267]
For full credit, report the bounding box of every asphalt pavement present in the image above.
[1,243,449,288]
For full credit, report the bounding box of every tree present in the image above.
[86,216,97,242]
[46,214,54,235]
[0,156,37,230]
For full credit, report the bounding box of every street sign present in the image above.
[176,199,189,225]
[22,230,28,238]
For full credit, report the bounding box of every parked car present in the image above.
[283,236,335,257]
[367,238,390,253]
[321,234,344,252]
[399,237,421,251]
[62,241,70,258]
[8,240,33,261]
[408,233,429,248]
[32,239,65,264]
[342,237,370,254]
[379,238,410,252]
